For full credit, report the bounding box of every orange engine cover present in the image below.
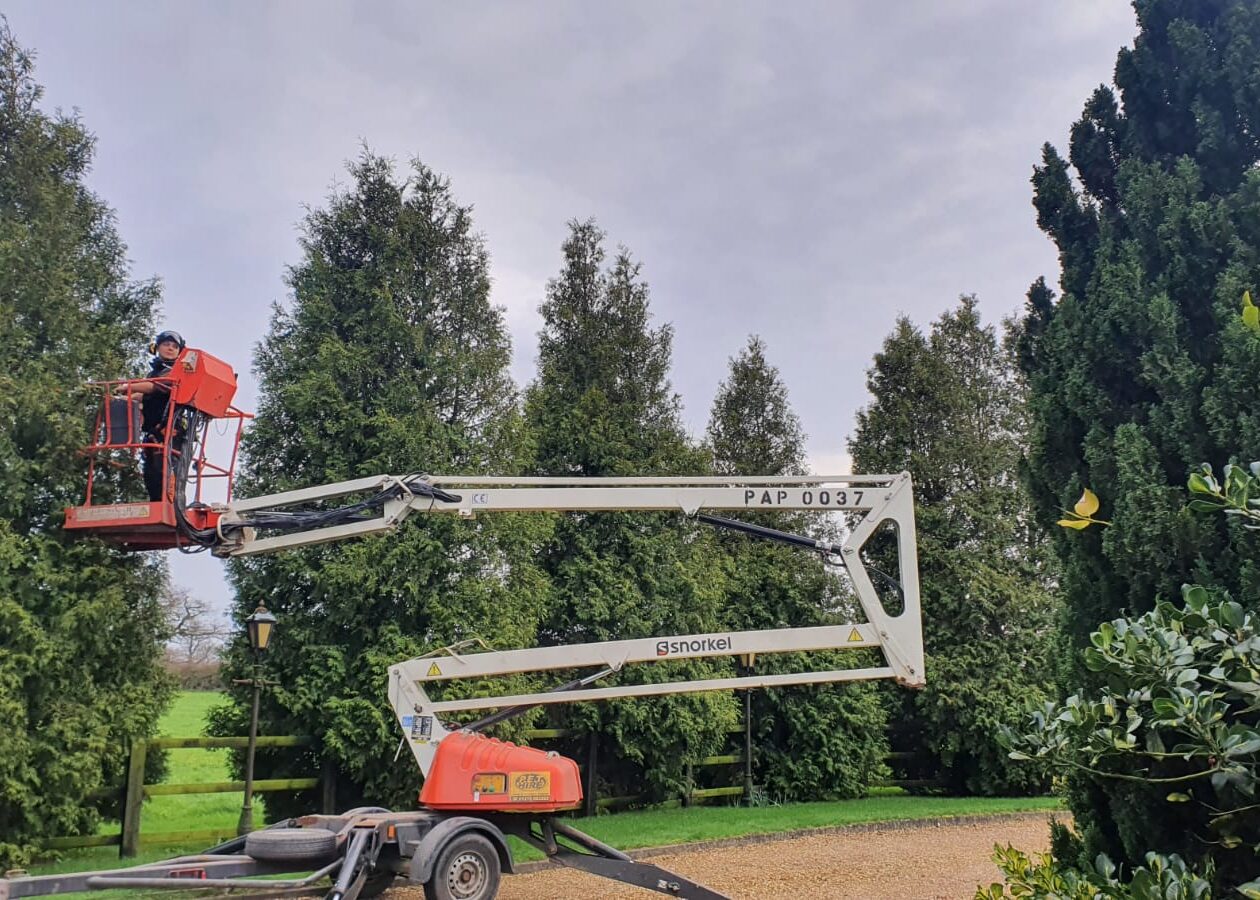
[419,732,582,813]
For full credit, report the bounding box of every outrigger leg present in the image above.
[498,815,732,900]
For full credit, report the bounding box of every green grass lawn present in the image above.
[28,691,1063,879]
[141,691,265,840]
[29,691,257,879]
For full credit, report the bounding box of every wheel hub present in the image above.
[446,851,488,898]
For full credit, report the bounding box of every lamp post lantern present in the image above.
[237,605,277,835]
[246,605,276,655]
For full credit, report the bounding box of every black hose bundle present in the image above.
[223,475,459,536]
[168,427,461,554]
[164,407,460,552]
[169,408,217,550]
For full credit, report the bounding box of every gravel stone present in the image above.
[386,812,1056,900]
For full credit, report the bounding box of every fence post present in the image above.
[120,739,147,858]
[683,761,693,808]
[582,732,598,818]
[321,758,337,814]
[742,687,754,804]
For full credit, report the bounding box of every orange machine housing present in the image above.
[419,732,583,813]
[169,349,236,418]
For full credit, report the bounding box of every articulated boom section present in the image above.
[383,473,922,814]
[217,472,910,556]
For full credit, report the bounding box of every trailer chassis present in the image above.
[0,808,730,900]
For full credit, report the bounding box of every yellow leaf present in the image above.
[1245,303,1260,333]
[1245,290,1255,309]
[1074,488,1100,518]
[1057,517,1092,530]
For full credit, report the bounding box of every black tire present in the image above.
[423,833,501,900]
[244,827,338,862]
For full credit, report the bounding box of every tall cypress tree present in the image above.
[1020,0,1260,866]
[0,23,169,865]
[525,220,735,800]
[707,337,807,478]
[216,153,549,816]
[850,298,1056,795]
[706,336,888,800]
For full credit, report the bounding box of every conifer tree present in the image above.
[525,220,735,800]
[850,299,1056,795]
[1020,0,1260,867]
[215,153,549,816]
[0,22,170,865]
[707,338,806,478]
[706,337,888,799]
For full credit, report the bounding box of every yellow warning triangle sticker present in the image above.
[847,628,863,642]
[426,663,442,677]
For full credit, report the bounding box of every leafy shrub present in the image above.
[976,843,1213,899]
[999,463,1260,895]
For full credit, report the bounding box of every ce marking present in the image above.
[472,492,489,505]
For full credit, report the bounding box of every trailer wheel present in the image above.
[423,833,501,900]
[244,827,337,862]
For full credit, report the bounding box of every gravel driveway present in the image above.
[388,812,1055,900]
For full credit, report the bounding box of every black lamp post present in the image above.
[237,604,277,835]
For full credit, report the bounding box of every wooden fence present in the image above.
[42,735,331,857]
[42,728,935,858]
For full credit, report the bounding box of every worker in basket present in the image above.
[119,329,188,502]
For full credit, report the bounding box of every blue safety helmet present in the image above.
[150,330,186,354]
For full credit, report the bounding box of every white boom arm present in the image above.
[253,472,927,779]
[219,473,907,554]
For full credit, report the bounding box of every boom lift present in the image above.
[7,352,923,900]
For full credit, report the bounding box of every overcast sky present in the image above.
[9,2,1137,618]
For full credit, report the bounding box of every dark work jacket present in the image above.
[141,357,175,434]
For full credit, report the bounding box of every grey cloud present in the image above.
[5,1,1135,609]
